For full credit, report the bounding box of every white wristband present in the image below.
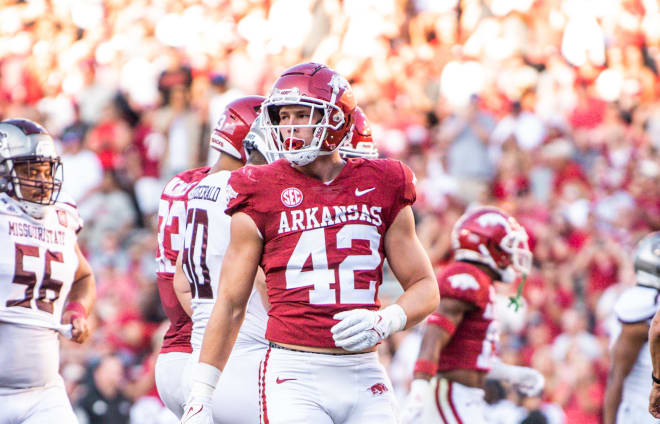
[189,362,221,398]
[382,304,407,333]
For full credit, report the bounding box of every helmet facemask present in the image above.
[339,141,378,159]
[499,227,532,281]
[4,157,63,218]
[262,88,347,166]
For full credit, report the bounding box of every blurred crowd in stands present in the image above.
[2,0,660,422]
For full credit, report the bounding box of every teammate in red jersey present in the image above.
[155,96,263,418]
[401,206,545,424]
[338,106,378,159]
[180,62,439,424]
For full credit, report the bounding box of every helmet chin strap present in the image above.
[508,273,527,312]
[12,180,49,219]
[283,149,319,166]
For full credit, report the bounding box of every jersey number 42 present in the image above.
[286,224,380,305]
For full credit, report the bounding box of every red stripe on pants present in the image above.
[258,360,263,424]
[435,378,450,424]
[447,381,463,424]
[434,379,464,424]
[261,347,271,424]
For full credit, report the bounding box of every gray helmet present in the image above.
[0,119,62,217]
[634,231,660,289]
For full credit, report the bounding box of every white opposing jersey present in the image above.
[182,171,267,351]
[613,285,660,403]
[0,192,82,330]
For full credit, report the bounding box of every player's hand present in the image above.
[61,310,90,344]
[331,304,407,352]
[650,384,660,418]
[400,379,429,424]
[180,395,213,424]
[511,366,545,397]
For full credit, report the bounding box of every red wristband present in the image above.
[413,359,437,377]
[427,312,456,336]
[64,301,87,319]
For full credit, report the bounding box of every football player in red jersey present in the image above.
[401,206,545,423]
[180,62,439,424]
[155,96,264,419]
[174,96,276,424]
[339,106,378,159]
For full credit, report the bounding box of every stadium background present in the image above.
[2,0,660,422]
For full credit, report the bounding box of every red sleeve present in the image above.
[224,167,265,235]
[438,269,489,309]
[390,160,417,221]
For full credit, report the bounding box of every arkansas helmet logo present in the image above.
[476,212,510,229]
[281,187,303,207]
[448,273,480,291]
[368,383,389,397]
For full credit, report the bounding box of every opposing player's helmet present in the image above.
[210,96,264,164]
[452,206,532,283]
[261,62,356,166]
[0,119,62,218]
[339,106,378,159]
[633,232,660,289]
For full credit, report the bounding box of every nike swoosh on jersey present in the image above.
[276,377,297,384]
[355,187,376,196]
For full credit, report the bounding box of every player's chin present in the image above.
[23,192,51,203]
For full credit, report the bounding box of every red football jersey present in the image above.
[225,158,416,348]
[156,166,210,353]
[436,262,498,372]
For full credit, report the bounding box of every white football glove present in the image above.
[180,362,220,424]
[510,366,545,397]
[400,379,430,424]
[331,304,407,352]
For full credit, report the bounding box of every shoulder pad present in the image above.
[614,285,659,323]
[438,262,490,308]
[0,194,25,217]
[54,191,84,233]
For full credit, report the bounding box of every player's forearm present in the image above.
[66,273,96,313]
[413,325,449,380]
[173,256,193,316]
[396,275,440,330]
[174,289,192,317]
[486,360,516,381]
[198,298,246,371]
[651,312,660,375]
[602,380,623,424]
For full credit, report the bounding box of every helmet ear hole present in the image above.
[267,105,281,125]
[0,177,9,192]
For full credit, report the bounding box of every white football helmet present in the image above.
[0,119,62,218]
[634,232,660,289]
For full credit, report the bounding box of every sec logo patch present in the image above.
[281,187,303,207]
